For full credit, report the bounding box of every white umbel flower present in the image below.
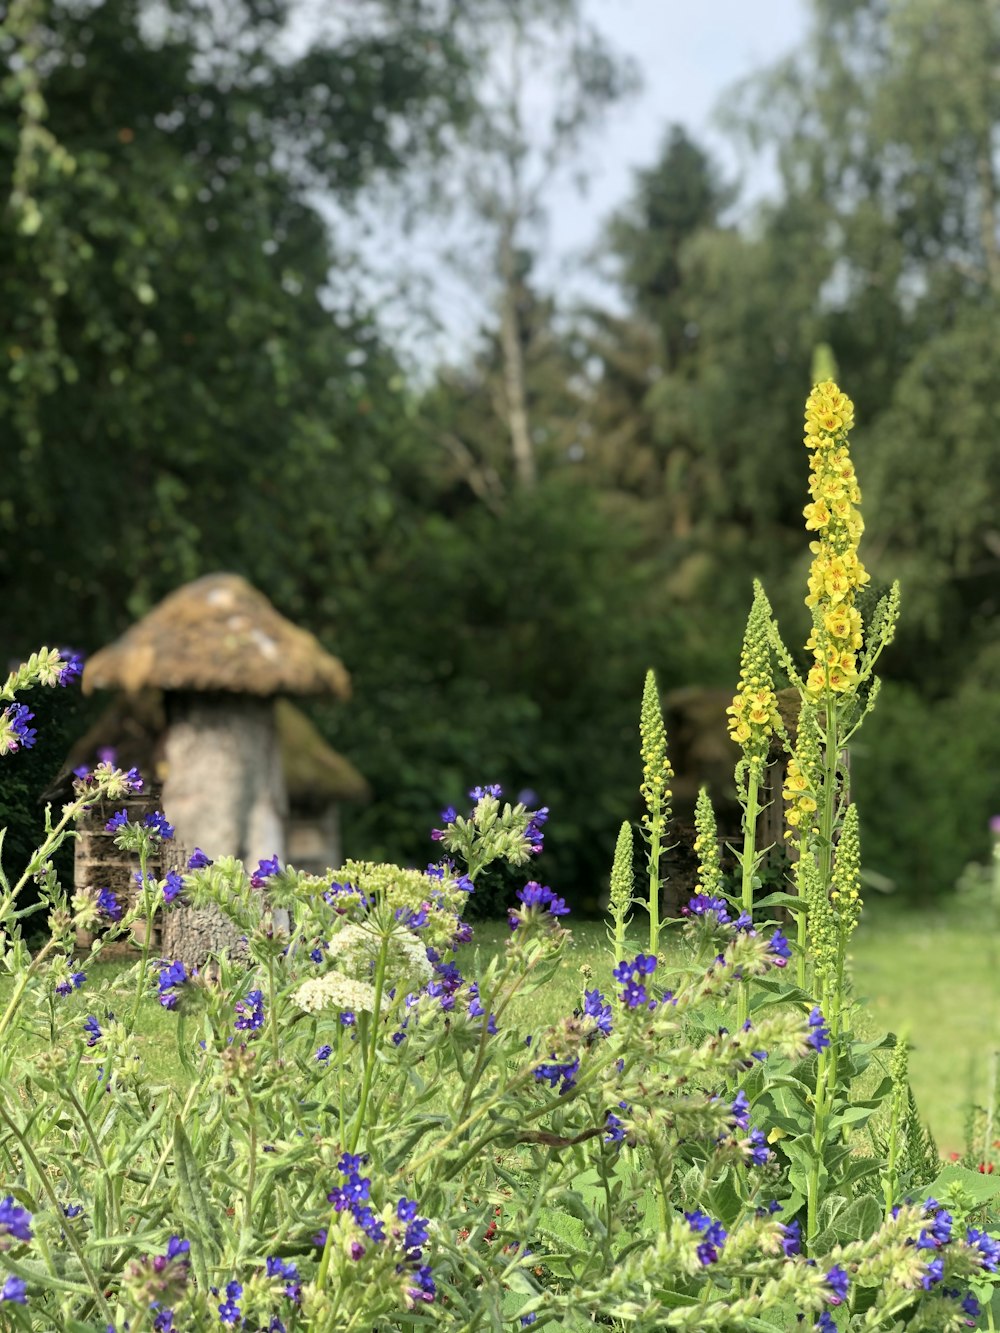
[293,971,381,1015]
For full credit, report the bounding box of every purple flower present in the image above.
[1,703,37,753]
[162,871,184,904]
[469,784,502,801]
[0,1196,33,1245]
[730,1090,750,1129]
[218,1279,242,1324]
[234,989,265,1032]
[63,1203,83,1219]
[582,988,613,1036]
[604,1112,627,1143]
[0,1276,26,1304]
[340,1011,356,1027]
[768,928,792,965]
[57,650,84,686]
[734,910,755,932]
[105,809,130,833]
[921,1256,944,1289]
[144,810,174,840]
[746,1127,770,1166]
[685,1210,726,1264]
[511,881,570,926]
[407,1263,436,1304]
[534,1056,579,1094]
[250,855,281,888]
[156,960,187,1009]
[97,887,122,922]
[808,1007,831,1052]
[686,894,731,924]
[825,1265,849,1304]
[781,1219,801,1256]
[83,1015,102,1047]
[814,1314,836,1333]
[187,848,212,870]
[967,1227,1000,1271]
[55,971,86,997]
[439,806,457,824]
[316,1045,332,1062]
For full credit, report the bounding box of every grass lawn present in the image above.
[17,898,995,1152]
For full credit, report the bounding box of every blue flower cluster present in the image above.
[234,989,265,1033]
[187,847,213,870]
[0,1195,33,1247]
[0,703,37,754]
[581,987,613,1036]
[55,970,86,997]
[612,953,658,1010]
[807,1007,831,1052]
[250,855,281,888]
[534,1055,579,1095]
[97,887,123,922]
[685,894,731,924]
[326,1156,436,1303]
[83,1015,103,1047]
[508,881,569,931]
[685,1209,727,1265]
[156,961,187,1010]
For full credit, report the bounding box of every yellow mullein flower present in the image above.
[728,587,779,775]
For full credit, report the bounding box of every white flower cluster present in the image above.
[292,971,381,1015]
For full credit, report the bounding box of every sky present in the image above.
[329,0,811,366]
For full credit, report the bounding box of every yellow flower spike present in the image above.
[728,586,778,778]
[831,803,863,941]
[802,379,868,698]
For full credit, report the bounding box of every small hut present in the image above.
[69,573,361,962]
[83,573,351,866]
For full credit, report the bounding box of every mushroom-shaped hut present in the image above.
[83,573,351,867]
[65,573,362,963]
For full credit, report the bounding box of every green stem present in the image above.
[243,1091,258,1238]
[648,801,661,958]
[0,936,55,1040]
[128,847,154,1032]
[267,952,281,1066]
[736,766,761,1031]
[64,1084,121,1233]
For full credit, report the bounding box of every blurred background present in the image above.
[2,0,999,923]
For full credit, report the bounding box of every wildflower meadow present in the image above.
[0,381,998,1331]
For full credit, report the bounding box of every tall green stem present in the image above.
[0,936,55,1040]
[648,804,661,959]
[736,767,761,1031]
[128,846,153,1031]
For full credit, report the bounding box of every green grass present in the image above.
[11,900,995,1151]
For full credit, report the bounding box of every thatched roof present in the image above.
[83,574,350,698]
[45,694,369,805]
[276,700,370,805]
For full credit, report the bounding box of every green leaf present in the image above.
[925,1163,1000,1205]
[173,1115,217,1289]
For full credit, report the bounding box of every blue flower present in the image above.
[734,910,755,932]
[808,1007,831,1053]
[686,894,731,924]
[97,887,123,922]
[187,848,212,870]
[406,1262,436,1304]
[57,650,84,686]
[144,811,175,840]
[0,1196,33,1244]
[156,960,188,1009]
[814,1314,836,1333]
[83,1015,103,1047]
[340,1011,356,1027]
[310,947,325,963]
[0,703,37,754]
[534,1056,579,1094]
[685,1210,726,1264]
[250,855,281,888]
[510,881,569,928]
[0,1276,27,1304]
[781,1219,801,1256]
[825,1265,849,1304]
[469,784,502,801]
[746,1127,770,1166]
[604,1112,627,1144]
[63,1203,83,1219]
[730,1090,750,1129]
[218,1279,243,1325]
[162,871,184,904]
[520,1317,537,1327]
[105,810,130,833]
[967,1226,1000,1271]
[582,987,613,1036]
[55,971,86,997]
[768,928,792,965]
[316,1045,332,1062]
[921,1256,944,1289]
[234,989,265,1032]
[439,806,457,824]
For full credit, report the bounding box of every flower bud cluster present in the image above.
[693,789,724,899]
[727,588,780,774]
[639,670,673,841]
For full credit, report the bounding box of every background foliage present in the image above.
[2,0,998,905]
